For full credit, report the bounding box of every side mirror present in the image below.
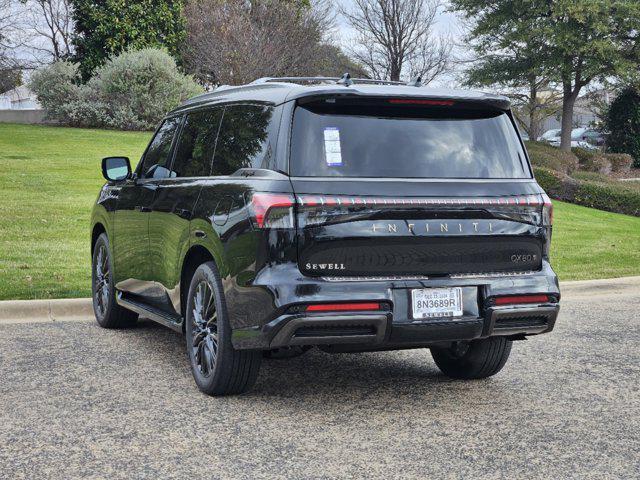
[102,156,131,182]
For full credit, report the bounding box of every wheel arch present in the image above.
[180,245,216,329]
[91,222,107,254]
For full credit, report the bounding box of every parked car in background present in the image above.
[548,127,600,150]
[538,128,561,142]
[572,127,607,147]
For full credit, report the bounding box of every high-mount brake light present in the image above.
[494,294,550,306]
[305,302,382,312]
[249,192,296,229]
[388,98,455,106]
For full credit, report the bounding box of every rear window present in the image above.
[290,103,530,179]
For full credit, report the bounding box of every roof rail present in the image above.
[250,75,411,87]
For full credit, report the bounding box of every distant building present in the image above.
[541,89,612,133]
[0,86,41,110]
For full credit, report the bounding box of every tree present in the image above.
[341,0,451,83]
[465,55,561,141]
[450,0,640,151]
[69,0,186,79]
[0,63,22,92]
[314,44,369,79]
[182,0,342,86]
[0,0,25,79]
[606,86,640,167]
[19,0,74,62]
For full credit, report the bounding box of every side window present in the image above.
[172,107,223,177]
[139,117,181,179]
[212,104,275,176]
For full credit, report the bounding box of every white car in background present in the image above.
[543,127,601,150]
[538,128,561,142]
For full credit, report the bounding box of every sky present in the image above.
[331,0,468,87]
[333,0,465,39]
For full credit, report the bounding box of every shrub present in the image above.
[526,141,579,174]
[574,182,640,217]
[571,147,596,165]
[533,167,578,202]
[605,86,640,168]
[88,48,203,130]
[534,166,640,217]
[604,153,634,173]
[28,62,84,125]
[29,49,203,130]
[571,147,618,174]
[581,154,612,175]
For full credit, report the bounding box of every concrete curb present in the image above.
[1,275,640,324]
[0,298,93,324]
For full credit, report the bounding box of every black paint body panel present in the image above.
[91,83,560,351]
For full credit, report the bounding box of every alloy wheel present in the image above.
[191,280,219,377]
[94,245,110,318]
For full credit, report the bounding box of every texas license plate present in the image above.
[411,288,463,319]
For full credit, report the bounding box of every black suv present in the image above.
[91,76,560,396]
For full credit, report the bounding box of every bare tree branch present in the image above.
[15,0,74,64]
[183,0,353,87]
[341,0,452,82]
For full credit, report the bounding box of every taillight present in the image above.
[305,302,383,312]
[248,192,295,229]
[494,294,550,306]
[541,193,553,258]
[542,193,553,226]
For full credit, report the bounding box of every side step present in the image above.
[116,292,183,332]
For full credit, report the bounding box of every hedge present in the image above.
[526,141,579,174]
[534,167,640,217]
[605,153,634,173]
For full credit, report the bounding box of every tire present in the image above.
[430,337,512,380]
[91,233,138,329]
[185,261,262,396]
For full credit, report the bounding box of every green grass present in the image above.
[0,123,151,300]
[550,201,640,280]
[1,123,640,300]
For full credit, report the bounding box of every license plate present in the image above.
[411,288,463,319]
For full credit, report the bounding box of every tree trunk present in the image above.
[529,114,542,141]
[389,64,401,82]
[560,90,578,151]
[528,79,541,140]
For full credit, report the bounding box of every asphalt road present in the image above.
[1,279,639,479]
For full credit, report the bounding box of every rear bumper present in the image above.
[261,304,558,350]
[228,261,560,350]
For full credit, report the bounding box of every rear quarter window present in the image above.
[212,104,276,176]
[290,103,530,179]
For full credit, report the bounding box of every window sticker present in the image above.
[323,127,342,166]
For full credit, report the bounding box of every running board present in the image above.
[116,292,183,333]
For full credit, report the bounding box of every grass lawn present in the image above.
[1,123,640,300]
[550,201,640,280]
[0,123,151,300]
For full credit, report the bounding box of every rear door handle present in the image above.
[134,205,151,212]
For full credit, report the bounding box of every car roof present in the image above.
[169,80,511,114]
